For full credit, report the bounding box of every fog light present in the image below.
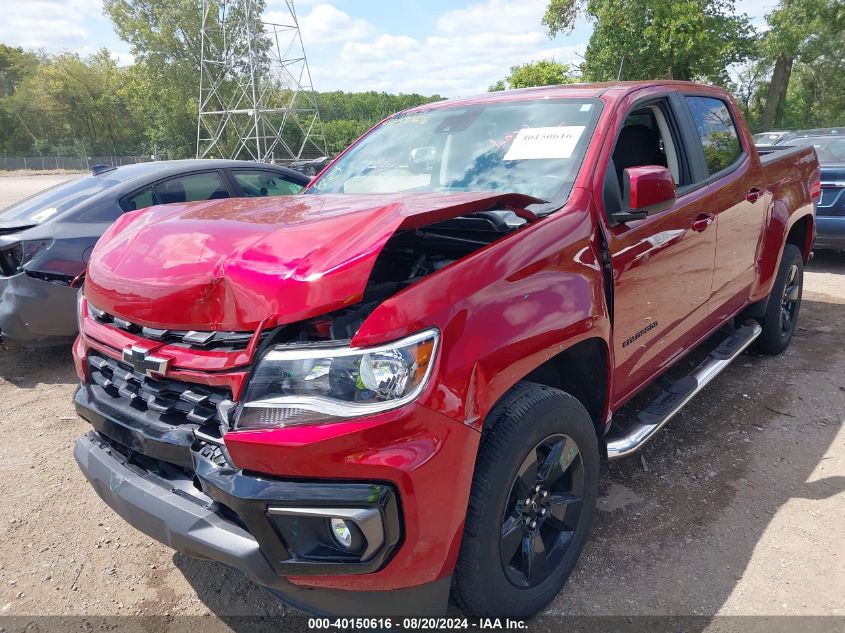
[330,518,353,549]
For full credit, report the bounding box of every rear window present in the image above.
[686,97,743,176]
[0,176,118,223]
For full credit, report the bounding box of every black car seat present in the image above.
[612,124,667,187]
[156,180,187,204]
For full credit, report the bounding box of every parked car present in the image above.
[752,130,791,146]
[775,127,844,145]
[0,160,308,347]
[72,82,819,617]
[288,155,332,176]
[769,133,845,249]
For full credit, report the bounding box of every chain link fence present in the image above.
[0,155,154,172]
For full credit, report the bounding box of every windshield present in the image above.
[308,98,603,212]
[786,137,845,164]
[0,176,119,223]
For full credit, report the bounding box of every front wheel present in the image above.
[452,383,599,617]
[757,244,804,355]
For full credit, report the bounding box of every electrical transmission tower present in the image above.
[197,0,328,163]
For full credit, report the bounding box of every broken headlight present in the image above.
[0,239,54,276]
[234,329,439,430]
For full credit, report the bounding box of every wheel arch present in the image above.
[486,336,611,437]
[751,203,814,303]
[786,213,814,262]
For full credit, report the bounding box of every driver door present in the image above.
[601,95,717,407]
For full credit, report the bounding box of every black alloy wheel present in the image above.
[500,434,585,587]
[452,382,599,617]
[780,263,800,335]
[758,243,803,355]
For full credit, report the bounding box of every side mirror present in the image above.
[616,166,676,222]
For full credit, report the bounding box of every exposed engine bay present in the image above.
[289,210,527,344]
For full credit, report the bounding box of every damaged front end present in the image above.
[0,237,81,347]
[73,192,537,611]
[77,191,540,436]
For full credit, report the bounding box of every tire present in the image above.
[757,244,803,355]
[452,382,600,617]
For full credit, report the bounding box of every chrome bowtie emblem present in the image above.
[122,345,170,378]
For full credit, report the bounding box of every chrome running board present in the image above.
[606,322,762,460]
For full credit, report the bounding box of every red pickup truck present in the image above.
[72,81,819,617]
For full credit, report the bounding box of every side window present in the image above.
[123,188,155,211]
[153,171,230,205]
[610,105,676,188]
[230,170,304,197]
[604,100,685,218]
[685,97,743,176]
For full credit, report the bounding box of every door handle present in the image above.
[691,213,715,232]
[746,187,762,203]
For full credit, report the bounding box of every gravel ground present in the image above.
[0,176,842,623]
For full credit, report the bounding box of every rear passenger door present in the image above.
[121,170,231,211]
[681,96,766,320]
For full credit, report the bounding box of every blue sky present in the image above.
[3,0,774,97]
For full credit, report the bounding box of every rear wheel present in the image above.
[452,383,599,617]
[757,244,803,355]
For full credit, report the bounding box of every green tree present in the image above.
[543,0,754,83]
[758,0,845,129]
[488,59,576,91]
[0,45,43,153]
[4,50,142,155]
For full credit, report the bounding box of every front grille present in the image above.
[88,352,230,427]
[88,304,261,351]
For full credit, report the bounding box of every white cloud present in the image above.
[0,0,96,50]
[308,0,581,96]
[0,0,135,63]
[436,0,549,35]
[288,3,376,45]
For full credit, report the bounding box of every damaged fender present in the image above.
[352,187,612,430]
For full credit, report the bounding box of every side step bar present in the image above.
[606,322,762,460]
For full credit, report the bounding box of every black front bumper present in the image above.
[74,431,450,615]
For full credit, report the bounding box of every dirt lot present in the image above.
[0,176,842,622]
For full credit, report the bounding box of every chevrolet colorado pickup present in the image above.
[72,82,820,617]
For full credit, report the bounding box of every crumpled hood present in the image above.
[84,192,537,330]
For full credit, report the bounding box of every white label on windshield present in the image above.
[503,126,585,160]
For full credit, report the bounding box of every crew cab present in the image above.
[72,82,819,617]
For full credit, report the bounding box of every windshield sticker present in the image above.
[503,126,586,160]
